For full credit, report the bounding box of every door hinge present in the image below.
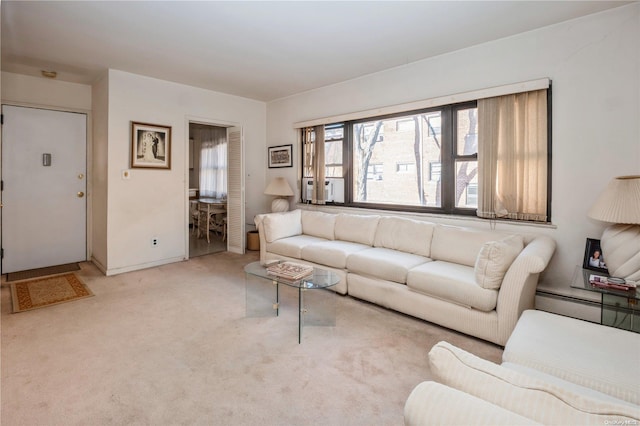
[1,249,4,259]
[1,180,3,191]
[1,114,3,125]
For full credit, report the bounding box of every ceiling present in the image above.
[1,1,632,102]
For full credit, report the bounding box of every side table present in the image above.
[570,266,639,333]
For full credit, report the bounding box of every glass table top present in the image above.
[570,266,639,301]
[244,261,340,290]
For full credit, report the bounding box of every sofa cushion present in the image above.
[301,240,370,269]
[262,210,302,243]
[407,261,497,311]
[301,210,336,240]
[373,217,435,257]
[334,214,380,246]
[502,362,639,408]
[404,381,539,426]
[503,310,640,405]
[431,225,511,267]
[429,341,640,424]
[347,248,430,284]
[474,235,524,289]
[266,235,327,259]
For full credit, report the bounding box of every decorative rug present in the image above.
[6,263,81,282]
[10,273,94,313]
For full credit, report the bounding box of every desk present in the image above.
[197,198,227,243]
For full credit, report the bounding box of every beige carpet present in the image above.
[1,251,502,425]
[10,273,94,313]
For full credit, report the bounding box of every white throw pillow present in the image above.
[474,235,524,289]
[263,210,302,243]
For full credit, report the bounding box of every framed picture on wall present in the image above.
[583,238,609,273]
[268,144,292,168]
[131,121,172,169]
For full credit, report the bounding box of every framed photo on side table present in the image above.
[268,144,292,168]
[583,238,609,273]
[131,121,172,169]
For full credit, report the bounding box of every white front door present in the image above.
[1,105,87,273]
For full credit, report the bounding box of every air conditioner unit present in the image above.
[302,178,344,203]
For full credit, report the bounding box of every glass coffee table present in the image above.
[244,261,339,343]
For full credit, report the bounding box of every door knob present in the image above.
[77,191,85,198]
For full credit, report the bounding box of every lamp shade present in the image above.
[587,175,640,281]
[264,177,294,197]
[587,175,640,224]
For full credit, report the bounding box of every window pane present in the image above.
[455,160,478,209]
[325,126,343,140]
[325,140,343,177]
[353,113,441,207]
[457,108,478,155]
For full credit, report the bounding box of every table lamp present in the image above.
[264,177,294,212]
[587,175,640,281]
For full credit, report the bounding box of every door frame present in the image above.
[0,101,92,272]
[184,116,244,258]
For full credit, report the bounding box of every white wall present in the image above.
[1,70,266,275]
[265,4,640,290]
[103,70,266,274]
[1,72,91,111]
[91,72,109,270]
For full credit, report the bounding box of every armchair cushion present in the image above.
[428,341,640,424]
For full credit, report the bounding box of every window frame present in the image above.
[300,91,552,223]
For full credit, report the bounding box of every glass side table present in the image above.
[244,261,340,343]
[570,266,639,333]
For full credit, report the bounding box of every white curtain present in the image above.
[477,89,548,222]
[303,126,326,204]
[198,127,227,198]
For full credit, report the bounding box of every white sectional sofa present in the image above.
[254,209,556,345]
[404,310,640,425]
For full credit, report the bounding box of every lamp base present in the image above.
[600,224,640,281]
[271,198,290,213]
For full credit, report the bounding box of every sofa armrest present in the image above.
[254,214,269,265]
[495,235,556,344]
[404,381,539,426]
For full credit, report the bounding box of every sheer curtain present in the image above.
[303,126,326,204]
[198,127,227,198]
[477,89,548,222]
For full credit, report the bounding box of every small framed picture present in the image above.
[131,121,172,169]
[583,238,609,273]
[268,144,292,168]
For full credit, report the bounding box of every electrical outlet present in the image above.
[151,237,159,247]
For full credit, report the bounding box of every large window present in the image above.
[300,87,550,222]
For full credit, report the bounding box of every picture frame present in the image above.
[268,144,292,168]
[131,121,172,169]
[583,238,609,274]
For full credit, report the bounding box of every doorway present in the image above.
[1,105,87,274]
[189,122,228,257]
